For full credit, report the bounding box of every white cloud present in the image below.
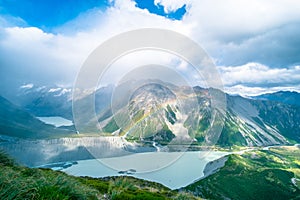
[218,63,300,95]
[0,14,27,27]
[1,0,300,96]
[176,59,188,71]
[218,63,300,87]
[100,50,196,87]
[181,0,300,67]
[224,84,300,97]
[184,0,300,41]
[0,0,191,90]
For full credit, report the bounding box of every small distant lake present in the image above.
[37,116,73,127]
[61,151,230,189]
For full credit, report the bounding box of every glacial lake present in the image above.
[37,116,73,127]
[61,151,230,189]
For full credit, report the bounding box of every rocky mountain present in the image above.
[2,82,299,147]
[99,83,201,149]
[99,82,300,147]
[219,95,299,146]
[6,84,114,120]
[0,95,73,139]
[11,85,73,120]
[125,83,178,142]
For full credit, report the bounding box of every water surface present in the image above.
[62,151,229,189]
[37,116,73,127]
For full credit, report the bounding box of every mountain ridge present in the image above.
[252,90,300,106]
[1,83,299,147]
[98,82,300,147]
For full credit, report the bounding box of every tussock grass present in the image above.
[0,151,99,199]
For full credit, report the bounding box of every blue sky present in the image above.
[135,0,186,20]
[0,0,185,31]
[0,0,300,96]
[0,0,109,31]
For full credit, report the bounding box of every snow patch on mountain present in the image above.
[20,83,34,89]
[48,88,62,93]
[55,88,71,97]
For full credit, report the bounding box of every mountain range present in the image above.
[97,82,300,147]
[1,82,299,148]
[0,82,300,199]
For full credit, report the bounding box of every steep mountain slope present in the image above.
[125,83,177,142]
[101,84,188,145]
[0,96,73,139]
[217,95,300,146]
[251,98,300,143]
[99,82,300,147]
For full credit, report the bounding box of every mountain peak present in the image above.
[130,83,176,113]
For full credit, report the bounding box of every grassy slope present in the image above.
[184,146,300,200]
[0,151,199,200]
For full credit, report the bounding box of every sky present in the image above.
[0,0,300,97]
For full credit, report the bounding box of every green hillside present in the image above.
[184,146,300,199]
